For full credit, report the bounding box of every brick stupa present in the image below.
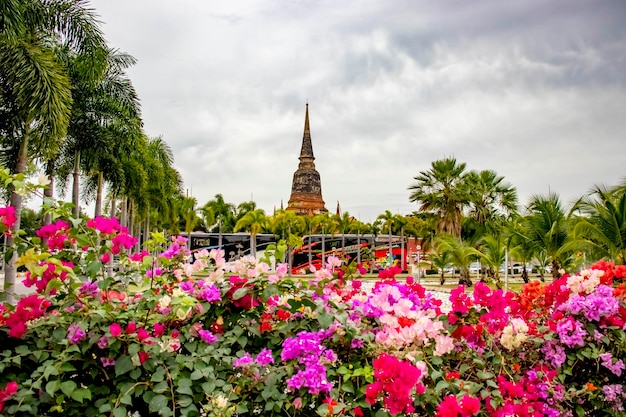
[286,104,328,215]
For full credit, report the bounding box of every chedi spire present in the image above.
[286,104,327,215]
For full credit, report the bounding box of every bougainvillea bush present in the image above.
[1,209,626,416]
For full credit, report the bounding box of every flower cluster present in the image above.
[0,206,17,236]
[0,382,18,413]
[36,220,71,251]
[3,294,51,338]
[281,330,336,395]
[2,208,626,417]
[365,353,425,415]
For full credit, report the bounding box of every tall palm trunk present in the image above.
[43,161,55,226]
[109,196,116,218]
[94,170,104,217]
[120,198,128,228]
[251,233,257,258]
[128,200,134,239]
[143,211,150,249]
[5,129,30,303]
[72,150,80,218]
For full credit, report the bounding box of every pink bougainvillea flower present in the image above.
[109,323,122,337]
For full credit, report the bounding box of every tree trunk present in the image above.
[94,170,104,217]
[521,266,529,283]
[128,200,134,239]
[143,212,150,249]
[4,130,30,303]
[72,150,80,218]
[120,198,128,228]
[43,162,55,226]
[110,196,117,218]
[251,233,257,258]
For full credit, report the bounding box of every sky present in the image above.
[88,0,626,223]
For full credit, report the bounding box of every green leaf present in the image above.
[435,380,449,392]
[113,406,127,417]
[115,355,134,376]
[232,287,248,300]
[45,380,60,397]
[317,311,334,328]
[99,403,112,413]
[86,260,103,275]
[177,378,193,395]
[59,362,77,372]
[149,394,168,414]
[70,388,91,403]
[477,371,494,380]
[60,380,77,396]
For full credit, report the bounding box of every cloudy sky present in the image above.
[89,0,626,223]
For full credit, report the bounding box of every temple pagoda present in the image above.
[286,104,328,215]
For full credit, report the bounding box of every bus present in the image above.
[188,232,277,262]
[290,234,408,274]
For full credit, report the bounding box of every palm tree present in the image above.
[572,184,626,265]
[376,210,396,268]
[479,234,507,288]
[58,48,142,218]
[465,169,518,229]
[435,234,481,286]
[522,193,575,279]
[0,0,107,298]
[349,218,368,264]
[507,215,537,283]
[270,209,305,274]
[202,194,236,247]
[408,158,469,238]
[332,211,353,254]
[234,209,268,258]
[428,247,454,285]
[180,196,199,249]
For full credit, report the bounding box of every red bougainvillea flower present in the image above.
[0,381,18,413]
[5,295,51,338]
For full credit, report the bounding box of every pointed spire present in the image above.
[336,201,341,216]
[299,103,315,163]
[287,103,327,215]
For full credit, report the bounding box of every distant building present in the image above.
[286,104,328,215]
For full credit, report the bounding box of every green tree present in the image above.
[201,194,236,247]
[572,183,626,265]
[435,234,481,286]
[270,209,306,275]
[57,49,142,218]
[464,169,518,229]
[349,218,369,264]
[428,246,454,285]
[478,234,507,288]
[234,209,268,258]
[522,193,575,279]
[0,0,107,299]
[408,158,468,238]
[376,210,396,268]
[507,214,537,283]
[332,211,353,254]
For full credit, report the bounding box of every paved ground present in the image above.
[0,272,32,298]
